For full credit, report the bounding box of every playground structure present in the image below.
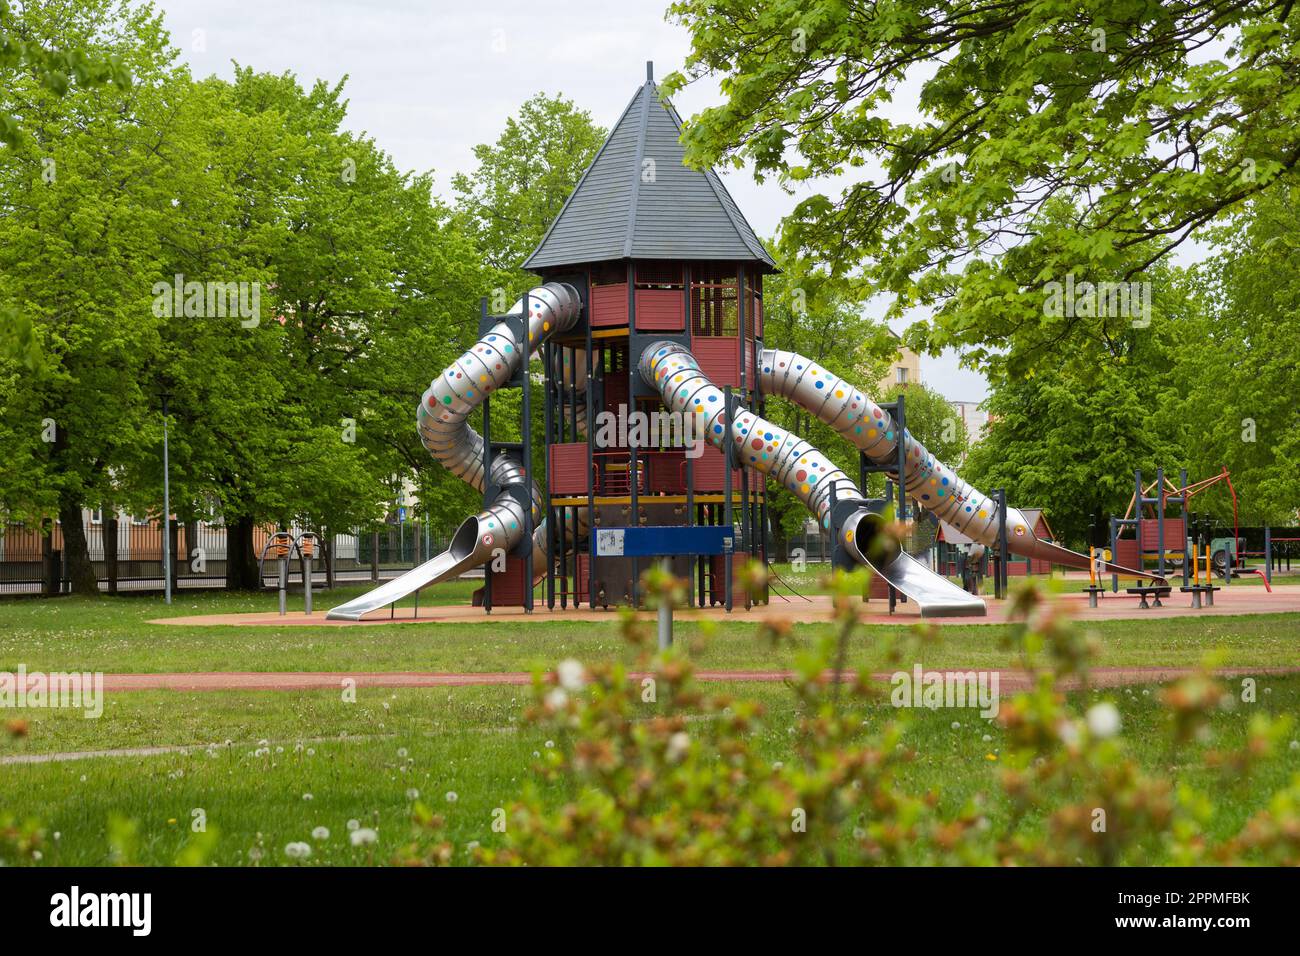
[1108,467,1253,585]
[326,63,1157,622]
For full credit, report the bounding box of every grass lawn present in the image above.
[1,581,1299,674]
[2,583,1298,866]
[4,677,1298,866]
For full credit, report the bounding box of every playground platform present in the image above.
[151,583,1300,627]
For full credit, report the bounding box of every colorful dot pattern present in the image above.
[641,343,856,526]
[757,348,1031,548]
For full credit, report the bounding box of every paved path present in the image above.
[150,584,1300,628]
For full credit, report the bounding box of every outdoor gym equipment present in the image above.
[257,531,321,616]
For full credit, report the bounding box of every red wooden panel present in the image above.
[1139,516,1186,551]
[688,445,763,492]
[486,557,529,606]
[710,551,755,604]
[575,552,590,603]
[646,451,687,494]
[751,295,763,337]
[603,373,628,413]
[548,442,591,495]
[590,284,629,328]
[1115,537,1140,566]
[691,446,727,491]
[634,289,685,331]
[692,336,740,387]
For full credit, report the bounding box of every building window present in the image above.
[896,366,908,384]
[89,508,103,524]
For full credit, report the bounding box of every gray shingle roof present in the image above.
[523,64,777,272]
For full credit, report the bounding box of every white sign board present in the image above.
[595,528,625,557]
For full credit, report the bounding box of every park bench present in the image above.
[1125,584,1172,609]
[1082,584,1107,608]
[1179,584,1221,609]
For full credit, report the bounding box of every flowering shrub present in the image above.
[403,565,1299,866]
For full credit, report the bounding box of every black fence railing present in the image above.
[0,519,455,595]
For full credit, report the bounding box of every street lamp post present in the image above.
[161,390,172,605]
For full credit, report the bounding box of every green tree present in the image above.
[0,0,180,592]
[665,0,1300,375]
[452,93,605,288]
[1174,187,1300,525]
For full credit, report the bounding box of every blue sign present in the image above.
[595,526,734,558]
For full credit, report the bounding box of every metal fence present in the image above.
[0,518,455,595]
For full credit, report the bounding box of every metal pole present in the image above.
[278,551,287,616]
[1265,525,1272,585]
[303,535,313,616]
[1156,466,1166,579]
[657,556,673,650]
[162,392,172,605]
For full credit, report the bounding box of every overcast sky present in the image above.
[154,0,994,400]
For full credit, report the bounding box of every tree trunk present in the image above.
[324,530,336,590]
[58,494,98,595]
[225,514,261,590]
[104,516,119,595]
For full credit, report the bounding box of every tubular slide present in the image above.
[330,295,1155,621]
[755,347,1160,582]
[638,343,986,616]
[327,283,583,621]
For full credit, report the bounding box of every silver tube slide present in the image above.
[758,348,1159,582]
[638,342,986,616]
[327,282,583,621]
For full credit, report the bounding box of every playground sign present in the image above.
[596,526,733,558]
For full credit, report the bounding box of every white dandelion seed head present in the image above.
[312,826,330,841]
[556,658,586,692]
[1086,702,1122,739]
[349,827,378,847]
[666,731,690,762]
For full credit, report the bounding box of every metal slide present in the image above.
[327,283,584,621]
[756,347,1160,583]
[639,342,986,616]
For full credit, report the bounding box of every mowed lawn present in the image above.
[2,584,1299,866]
[1,580,1299,674]
[4,678,1299,866]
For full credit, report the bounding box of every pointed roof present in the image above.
[523,63,777,272]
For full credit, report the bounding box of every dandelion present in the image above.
[667,731,690,762]
[556,658,585,692]
[544,688,568,711]
[1087,702,1122,739]
[302,793,313,801]
[1057,720,1081,747]
[397,747,408,759]
[312,826,330,841]
[951,721,961,730]
[445,791,458,803]
[284,841,312,860]
[350,827,378,847]
[405,788,420,801]
[982,734,992,743]
[1289,740,1299,752]
[544,740,555,749]
[346,819,361,831]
